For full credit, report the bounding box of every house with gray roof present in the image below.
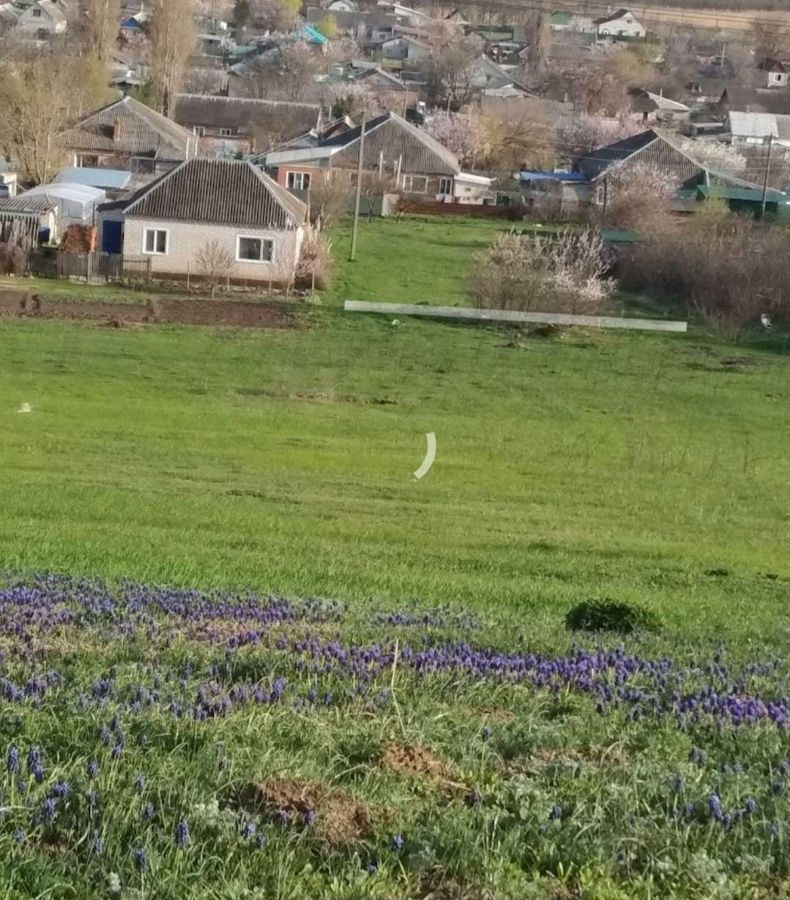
[60,96,199,177]
[97,158,307,284]
[264,111,462,199]
[172,95,322,154]
[14,0,67,39]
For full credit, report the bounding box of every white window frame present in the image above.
[286,171,310,190]
[236,234,274,264]
[193,126,205,137]
[219,128,233,137]
[402,174,428,193]
[142,227,168,255]
[438,176,453,196]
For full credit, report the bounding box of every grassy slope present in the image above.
[1,311,789,645]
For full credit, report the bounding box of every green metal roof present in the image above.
[697,184,789,204]
[551,11,570,23]
[601,229,641,243]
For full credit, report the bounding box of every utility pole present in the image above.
[761,133,774,218]
[349,117,367,262]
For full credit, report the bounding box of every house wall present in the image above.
[123,217,304,282]
[597,15,645,38]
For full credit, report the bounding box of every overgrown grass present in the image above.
[0,226,789,894]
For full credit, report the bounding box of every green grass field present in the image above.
[1,216,790,897]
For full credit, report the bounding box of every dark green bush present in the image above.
[565,600,661,634]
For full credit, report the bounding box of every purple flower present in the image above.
[744,797,758,815]
[256,833,266,849]
[133,773,145,793]
[39,797,56,824]
[304,809,316,827]
[31,763,44,784]
[6,746,19,775]
[133,847,147,871]
[16,780,27,797]
[87,760,98,780]
[367,861,378,875]
[480,725,492,741]
[111,744,123,760]
[175,819,190,848]
[91,836,102,855]
[548,803,563,821]
[708,792,723,822]
[49,782,70,799]
[141,802,155,821]
[241,821,256,840]
[14,829,25,844]
[390,834,404,851]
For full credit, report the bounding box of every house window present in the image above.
[438,176,453,196]
[286,171,310,190]
[32,7,41,16]
[237,235,274,263]
[143,228,168,255]
[402,175,428,193]
[219,128,233,137]
[595,183,606,205]
[193,126,205,137]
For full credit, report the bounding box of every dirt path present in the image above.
[0,291,299,329]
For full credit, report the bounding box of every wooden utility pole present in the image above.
[761,133,774,218]
[349,117,366,262]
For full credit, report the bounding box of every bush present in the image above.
[565,600,661,634]
[296,226,332,291]
[0,243,27,276]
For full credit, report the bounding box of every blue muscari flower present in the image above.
[26,747,41,775]
[31,763,44,784]
[133,847,147,871]
[256,833,266,849]
[87,789,98,807]
[480,725,492,741]
[49,782,70,799]
[133,773,145,793]
[367,861,378,875]
[304,809,316,827]
[779,760,790,777]
[40,797,56,823]
[141,802,155,821]
[772,781,784,796]
[87,759,98,779]
[91,836,102,855]
[241,821,256,839]
[16,780,27,797]
[390,834,404,851]
[548,803,563,821]
[708,792,723,822]
[744,797,758,815]
[175,819,190,848]
[14,829,25,844]
[6,746,19,775]
[111,744,123,760]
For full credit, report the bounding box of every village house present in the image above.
[629,89,690,125]
[264,112,469,201]
[60,96,199,177]
[756,58,790,89]
[11,0,67,39]
[595,8,646,41]
[172,95,323,154]
[97,158,307,283]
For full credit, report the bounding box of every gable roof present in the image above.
[22,0,66,25]
[595,7,638,25]
[61,96,195,159]
[123,158,306,228]
[729,110,790,142]
[266,112,460,175]
[574,130,658,179]
[173,95,322,142]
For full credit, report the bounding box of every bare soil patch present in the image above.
[0,290,297,330]
[238,777,372,847]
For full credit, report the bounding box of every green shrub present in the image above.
[565,600,661,634]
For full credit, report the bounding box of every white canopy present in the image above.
[22,182,106,226]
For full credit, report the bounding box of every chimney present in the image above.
[112,119,122,143]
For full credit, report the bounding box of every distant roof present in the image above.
[267,111,460,175]
[56,167,132,190]
[122,158,306,228]
[0,195,56,214]
[574,130,658,179]
[173,94,321,141]
[721,87,790,116]
[595,7,637,25]
[61,96,195,159]
[295,22,329,44]
[697,184,788,204]
[729,110,780,139]
[519,170,588,183]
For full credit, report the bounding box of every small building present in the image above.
[60,96,199,177]
[595,8,646,40]
[549,11,596,33]
[14,0,67,39]
[0,195,59,247]
[757,58,790,89]
[173,95,322,154]
[629,89,690,125]
[98,158,307,284]
[728,111,790,149]
[451,173,495,204]
[264,112,462,200]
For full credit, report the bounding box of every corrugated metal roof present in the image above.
[56,167,132,189]
[698,184,788,203]
[61,96,194,158]
[728,111,779,139]
[173,95,321,142]
[123,158,306,228]
[575,130,658,179]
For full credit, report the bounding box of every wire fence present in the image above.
[28,252,152,283]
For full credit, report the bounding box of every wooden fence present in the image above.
[28,252,151,283]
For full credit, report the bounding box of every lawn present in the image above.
[0,217,789,896]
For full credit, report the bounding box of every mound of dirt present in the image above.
[239,778,371,847]
[381,743,453,782]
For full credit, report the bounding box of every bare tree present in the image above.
[237,41,324,102]
[0,51,110,184]
[424,31,485,110]
[577,49,654,116]
[149,0,197,116]
[197,240,237,297]
[749,19,790,59]
[247,0,300,31]
[308,173,349,227]
[555,114,643,161]
[84,0,121,62]
[296,225,332,291]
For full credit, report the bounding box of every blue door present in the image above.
[102,220,123,254]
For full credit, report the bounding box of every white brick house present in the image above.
[595,9,646,40]
[99,158,307,284]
